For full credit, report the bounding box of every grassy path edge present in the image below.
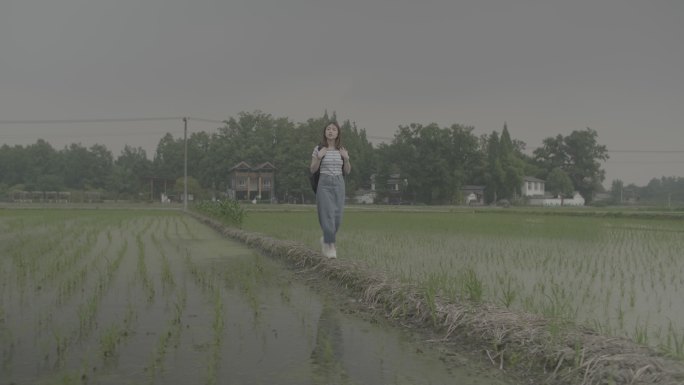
[188,211,684,385]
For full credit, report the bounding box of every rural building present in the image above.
[353,188,376,204]
[521,176,585,206]
[460,185,485,205]
[384,173,408,204]
[522,176,545,197]
[228,161,275,201]
[353,174,407,204]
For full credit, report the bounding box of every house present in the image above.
[383,174,407,204]
[460,185,485,205]
[353,174,407,204]
[353,188,376,204]
[522,176,545,197]
[522,176,584,206]
[228,161,275,201]
[622,188,640,204]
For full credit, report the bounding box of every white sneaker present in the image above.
[320,237,336,258]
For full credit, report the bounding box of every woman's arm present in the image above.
[310,147,327,173]
[310,155,321,174]
[343,158,351,175]
[340,148,351,174]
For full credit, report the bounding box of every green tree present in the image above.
[384,122,479,204]
[108,165,136,201]
[59,143,113,190]
[273,115,313,203]
[499,123,525,200]
[175,176,205,201]
[392,123,449,204]
[484,131,504,203]
[564,128,609,202]
[610,179,624,204]
[153,133,184,180]
[25,140,61,189]
[533,134,567,172]
[0,144,26,187]
[534,128,608,203]
[116,145,151,177]
[546,167,574,205]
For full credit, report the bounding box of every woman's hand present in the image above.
[339,147,349,160]
[317,147,328,159]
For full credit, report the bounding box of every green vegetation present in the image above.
[9,110,672,207]
[242,206,684,357]
[195,199,246,227]
[0,209,217,383]
[3,206,683,385]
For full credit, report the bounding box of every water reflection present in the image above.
[310,304,350,384]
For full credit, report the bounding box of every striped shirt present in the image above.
[312,146,344,176]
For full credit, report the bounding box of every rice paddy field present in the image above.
[0,207,514,385]
[241,205,684,359]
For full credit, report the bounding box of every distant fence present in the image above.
[11,191,103,203]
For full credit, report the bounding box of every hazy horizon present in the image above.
[2,0,682,187]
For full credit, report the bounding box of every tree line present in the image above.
[0,110,634,205]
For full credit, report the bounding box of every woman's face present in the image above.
[325,124,339,140]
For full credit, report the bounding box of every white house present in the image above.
[522,176,545,197]
[522,176,585,206]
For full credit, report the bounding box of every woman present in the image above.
[310,122,351,258]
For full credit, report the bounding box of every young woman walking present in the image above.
[310,122,351,258]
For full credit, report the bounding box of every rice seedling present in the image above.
[462,267,484,303]
[51,327,69,368]
[99,324,122,359]
[205,288,225,385]
[661,321,684,360]
[135,233,156,303]
[633,318,650,346]
[496,273,517,309]
[151,233,176,291]
[4,207,683,385]
[241,208,684,354]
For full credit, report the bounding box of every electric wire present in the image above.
[1,117,682,154]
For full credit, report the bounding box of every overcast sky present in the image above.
[1,0,682,186]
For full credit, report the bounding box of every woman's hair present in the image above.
[320,121,342,148]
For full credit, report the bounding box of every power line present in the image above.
[186,117,225,124]
[607,150,684,154]
[1,131,172,138]
[606,160,684,164]
[0,116,228,125]
[526,146,684,154]
[1,117,682,154]
[0,117,183,124]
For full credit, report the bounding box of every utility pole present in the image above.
[184,117,188,212]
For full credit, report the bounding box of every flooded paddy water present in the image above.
[0,208,514,385]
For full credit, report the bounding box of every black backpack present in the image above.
[309,145,346,193]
